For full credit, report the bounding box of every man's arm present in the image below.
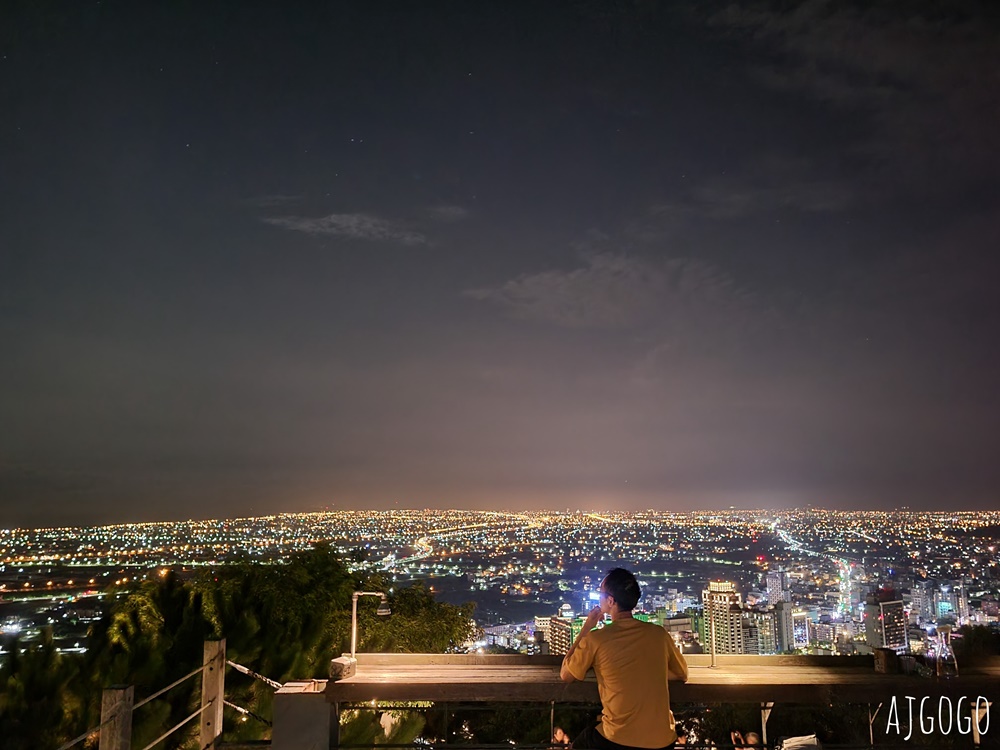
[560,606,602,683]
[665,630,689,682]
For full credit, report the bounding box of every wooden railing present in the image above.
[70,648,999,748]
[284,653,998,750]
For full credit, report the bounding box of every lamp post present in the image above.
[350,591,391,659]
[709,613,718,668]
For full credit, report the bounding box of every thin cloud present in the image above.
[708,1,1000,187]
[649,152,854,223]
[263,213,428,245]
[245,194,303,208]
[466,253,757,334]
[467,253,660,328]
[653,178,853,221]
[427,204,470,222]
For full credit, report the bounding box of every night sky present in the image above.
[3,1,999,527]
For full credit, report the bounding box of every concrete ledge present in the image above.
[325,654,1000,705]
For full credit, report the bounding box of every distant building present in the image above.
[765,571,791,604]
[702,581,744,654]
[745,609,778,654]
[742,622,760,654]
[910,581,933,624]
[663,615,694,635]
[955,581,970,624]
[533,615,551,639]
[792,610,811,650]
[774,601,795,653]
[809,621,836,645]
[939,580,970,624]
[864,597,908,653]
[548,615,588,655]
[548,617,573,655]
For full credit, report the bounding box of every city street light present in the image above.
[350,590,391,659]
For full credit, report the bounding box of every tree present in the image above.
[0,628,81,750]
[362,581,477,654]
[0,545,479,748]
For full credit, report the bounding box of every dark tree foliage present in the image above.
[362,581,477,655]
[686,701,872,748]
[0,628,81,750]
[955,624,1000,661]
[0,544,477,748]
[456,703,554,745]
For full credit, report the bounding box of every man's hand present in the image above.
[561,606,604,683]
[582,605,603,632]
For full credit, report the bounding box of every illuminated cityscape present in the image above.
[2,508,997,660]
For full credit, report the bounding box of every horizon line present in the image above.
[4,505,994,535]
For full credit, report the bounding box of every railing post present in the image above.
[972,699,991,747]
[760,701,773,748]
[709,617,718,668]
[868,702,882,747]
[330,701,340,750]
[99,685,133,750]
[200,639,226,749]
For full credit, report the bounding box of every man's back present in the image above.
[565,618,688,747]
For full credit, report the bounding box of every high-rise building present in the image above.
[910,581,933,624]
[809,621,836,645]
[865,597,908,653]
[548,616,573,655]
[742,622,760,654]
[702,581,744,654]
[534,615,551,639]
[935,580,971,625]
[746,610,778,654]
[774,601,795,653]
[956,581,970,624]
[792,610,811,649]
[765,571,791,604]
[548,615,588,655]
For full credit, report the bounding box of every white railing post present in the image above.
[869,702,882,746]
[99,685,133,750]
[199,639,226,749]
[760,701,773,748]
[972,699,991,747]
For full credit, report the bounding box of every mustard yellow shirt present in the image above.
[564,617,688,748]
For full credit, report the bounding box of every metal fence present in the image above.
[51,639,275,750]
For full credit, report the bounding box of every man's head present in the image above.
[745,732,761,746]
[600,568,641,612]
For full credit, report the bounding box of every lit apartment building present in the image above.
[702,581,744,654]
[864,597,909,653]
[765,570,791,604]
[774,600,795,653]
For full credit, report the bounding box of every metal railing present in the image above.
[52,638,282,750]
[46,649,997,750]
[327,699,991,750]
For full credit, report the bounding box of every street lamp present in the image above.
[350,590,391,659]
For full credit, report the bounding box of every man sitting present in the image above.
[561,568,689,749]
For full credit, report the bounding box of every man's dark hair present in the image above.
[603,568,641,611]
